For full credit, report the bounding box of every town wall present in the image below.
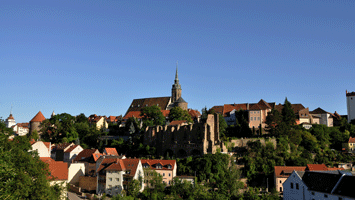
[229,138,277,149]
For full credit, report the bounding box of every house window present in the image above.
[296,183,299,190]
[109,178,112,181]
[116,178,119,181]
[250,117,253,121]
[169,181,171,185]
[280,180,282,183]
[254,117,256,120]
[108,185,112,188]
[163,173,165,176]
[258,117,260,120]
[324,194,328,198]
[291,183,293,189]
[169,173,171,177]
[280,187,282,192]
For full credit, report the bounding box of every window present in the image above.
[109,178,112,181]
[116,178,119,181]
[163,173,165,176]
[290,183,293,189]
[254,117,256,120]
[280,180,282,183]
[108,185,112,188]
[280,187,282,192]
[250,117,253,121]
[324,194,328,198]
[296,183,299,190]
[169,181,171,185]
[258,117,260,120]
[169,173,171,177]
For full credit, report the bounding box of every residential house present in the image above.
[68,163,85,185]
[342,137,355,153]
[96,157,144,196]
[73,149,100,175]
[40,157,68,199]
[141,159,177,187]
[106,116,122,125]
[52,143,83,163]
[283,170,355,200]
[274,166,306,193]
[88,115,109,130]
[30,140,51,157]
[103,147,119,156]
[310,107,334,127]
[12,123,30,136]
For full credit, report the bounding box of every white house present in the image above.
[64,145,83,163]
[283,170,355,200]
[68,163,85,185]
[30,140,51,157]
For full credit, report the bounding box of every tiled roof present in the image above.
[126,97,171,114]
[188,109,201,118]
[210,106,224,114]
[107,116,121,122]
[17,123,29,128]
[7,114,14,120]
[30,139,36,145]
[104,148,118,156]
[123,111,144,120]
[98,158,140,177]
[274,166,306,178]
[169,120,187,126]
[30,111,46,122]
[274,103,306,114]
[43,142,51,151]
[332,175,355,198]
[141,159,176,171]
[306,164,328,171]
[348,137,355,143]
[310,107,328,114]
[302,171,342,194]
[54,143,73,150]
[93,153,104,161]
[161,110,170,117]
[64,145,80,153]
[40,157,68,180]
[73,149,99,162]
[121,159,140,177]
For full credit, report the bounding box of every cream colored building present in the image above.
[88,115,109,130]
[30,140,51,157]
[141,159,177,187]
[342,137,355,153]
[68,163,85,185]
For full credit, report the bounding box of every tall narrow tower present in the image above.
[172,64,182,102]
[346,90,355,123]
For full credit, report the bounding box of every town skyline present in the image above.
[1,0,354,123]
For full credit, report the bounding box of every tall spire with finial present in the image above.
[172,62,182,102]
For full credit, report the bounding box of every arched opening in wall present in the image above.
[164,149,174,159]
[177,149,187,158]
[191,149,201,157]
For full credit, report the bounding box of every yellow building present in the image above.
[342,137,355,153]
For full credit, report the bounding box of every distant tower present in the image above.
[30,111,46,134]
[5,109,16,128]
[172,63,182,103]
[51,110,55,118]
[346,90,355,123]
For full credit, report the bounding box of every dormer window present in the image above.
[167,165,172,169]
[156,164,162,169]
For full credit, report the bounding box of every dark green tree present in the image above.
[168,107,193,123]
[140,105,166,129]
[281,98,296,126]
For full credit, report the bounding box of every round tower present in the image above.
[30,111,46,134]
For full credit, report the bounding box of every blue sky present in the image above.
[1,0,354,123]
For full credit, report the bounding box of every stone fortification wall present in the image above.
[230,138,277,149]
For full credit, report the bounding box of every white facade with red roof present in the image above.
[64,145,83,163]
[96,157,144,196]
[141,159,177,187]
[30,140,51,157]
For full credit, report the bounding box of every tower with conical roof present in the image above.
[172,64,182,103]
[5,114,16,128]
[29,111,46,134]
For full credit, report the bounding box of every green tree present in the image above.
[219,114,227,140]
[265,109,283,135]
[0,122,63,199]
[127,179,141,198]
[281,98,296,126]
[140,105,165,129]
[168,107,193,123]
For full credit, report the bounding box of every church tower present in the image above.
[172,65,182,103]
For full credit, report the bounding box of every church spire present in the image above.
[172,62,182,102]
[175,61,179,85]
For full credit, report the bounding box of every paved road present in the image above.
[67,192,84,200]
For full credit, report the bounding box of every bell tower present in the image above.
[172,63,182,102]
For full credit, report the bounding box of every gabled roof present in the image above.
[302,171,342,194]
[17,123,29,128]
[123,111,144,120]
[306,164,328,171]
[141,159,176,171]
[53,143,73,151]
[161,110,170,117]
[99,158,140,177]
[274,103,306,114]
[188,109,201,119]
[169,120,187,126]
[64,145,81,153]
[310,107,329,114]
[40,157,68,180]
[73,149,100,162]
[104,148,118,156]
[30,111,46,122]
[126,97,171,114]
[348,137,355,143]
[332,175,355,198]
[7,114,14,120]
[93,153,104,161]
[274,166,306,178]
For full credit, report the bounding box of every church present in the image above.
[124,67,188,118]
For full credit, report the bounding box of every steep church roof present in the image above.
[125,97,171,115]
[30,111,46,122]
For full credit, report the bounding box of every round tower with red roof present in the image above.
[30,111,46,134]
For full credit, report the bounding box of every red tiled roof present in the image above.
[274,166,306,178]
[17,123,29,128]
[43,142,51,151]
[40,157,68,180]
[123,111,144,120]
[30,139,36,145]
[169,120,187,126]
[65,145,80,153]
[188,109,201,118]
[306,164,328,171]
[54,143,73,150]
[126,97,171,114]
[93,153,104,161]
[310,107,329,114]
[348,137,355,143]
[73,149,99,162]
[161,110,170,117]
[104,148,118,156]
[328,167,345,171]
[141,159,176,171]
[7,114,14,120]
[121,159,140,177]
[30,111,46,122]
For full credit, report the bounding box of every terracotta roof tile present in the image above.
[188,109,201,118]
[274,166,306,178]
[64,145,79,153]
[123,111,144,120]
[161,110,170,117]
[141,159,176,171]
[306,164,328,171]
[30,111,46,122]
[348,137,355,143]
[73,149,99,162]
[40,157,68,180]
[126,97,171,114]
[104,148,118,156]
[169,120,187,126]
[93,153,104,162]
[310,107,329,114]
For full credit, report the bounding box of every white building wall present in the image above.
[347,95,355,123]
[134,160,145,192]
[106,171,123,196]
[68,163,85,185]
[283,171,310,200]
[31,141,51,157]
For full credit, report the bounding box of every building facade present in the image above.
[347,90,355,123]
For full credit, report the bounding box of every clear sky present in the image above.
[1,0,354,123]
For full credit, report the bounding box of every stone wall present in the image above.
[229,138,277,150]
[79,176,97,192]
